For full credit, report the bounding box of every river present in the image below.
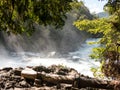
[0,38,100,77]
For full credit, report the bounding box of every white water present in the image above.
[0,38,100,77]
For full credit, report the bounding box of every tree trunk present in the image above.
[37,72,76,84]
[37,72,120,89]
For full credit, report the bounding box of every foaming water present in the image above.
[0,38,100,77]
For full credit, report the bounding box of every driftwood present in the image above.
[37,72,120,89]
[37,72,77,84]
[21,67,120,89]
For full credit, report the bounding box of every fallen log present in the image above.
[37,72,78,84]
[21,67,120,89]
[73,76,112,89]
[37,72,120,89]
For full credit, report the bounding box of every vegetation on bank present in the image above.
[74,0,120,79]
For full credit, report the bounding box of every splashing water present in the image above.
[0,38,100,77]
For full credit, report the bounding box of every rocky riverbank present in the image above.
[0,65,80,90]
[0,65,117,90]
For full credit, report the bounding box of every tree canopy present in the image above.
[74,0,120,79]
[103,0,120,14]
[0,0,77,35]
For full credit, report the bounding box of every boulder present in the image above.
[33,66,53,73]
[14,67,23,76]
[19,80,30,88]
[34,79,43,87]
[21,68,37,80]
[2,67,13,72]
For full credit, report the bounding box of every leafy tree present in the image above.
[0,0,77,35]
[74,0,120,79]
[103,0,120,14]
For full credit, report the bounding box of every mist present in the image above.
[0,7,97,77]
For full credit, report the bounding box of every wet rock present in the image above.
[0,82,5,89]
[68,68,79,77]
[0,65,113,90]
[33,66,53,73]
[5,81,15,89]
[56,83,61,89]
[25,78,35,86]
[21,68,37,80]
[57,68,69,75]
[48,65,58,73]
[37,86,57,90]
[14,76,21,80]
[19,80,30,88]
[2,67,13,72]
[14,67,23,76]
[34,79,43,87]
[60,83,72,90]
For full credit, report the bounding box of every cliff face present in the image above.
[0,3,93,54]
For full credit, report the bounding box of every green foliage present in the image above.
[74,0,120,79]
[104,0,120,14]
[0,0,76,35]
[57,64,67,69]
[74,18,112,34]
[70,1,83,9]
[74,15,120,78]
[90,47,105,60]
[91,66,104,79]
